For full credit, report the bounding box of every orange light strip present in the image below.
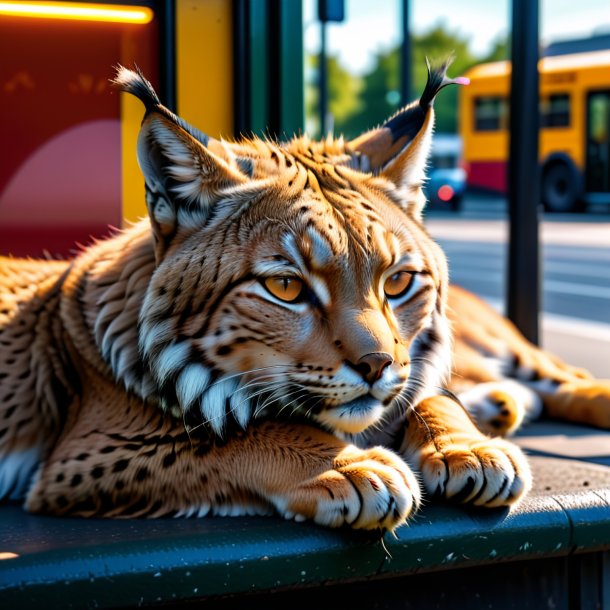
[0,552,19,560]
[0,2,153,24]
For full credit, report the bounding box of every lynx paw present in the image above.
[272,447,421,531]
[420,436,531,508]
[459,380,542,436]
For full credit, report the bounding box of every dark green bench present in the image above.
[1,421,609,609]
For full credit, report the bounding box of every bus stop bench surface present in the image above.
[1,421,609,610]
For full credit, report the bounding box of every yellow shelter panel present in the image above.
[121,92,147,225]
[121,0,233,226]
[176,0,233,139]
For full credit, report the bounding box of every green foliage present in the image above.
[481,36,509,63]
[308,21,508,138]
[411,23,478,133]
[306,54,362,135]
[328,55,363,124]
[340,50,400,136]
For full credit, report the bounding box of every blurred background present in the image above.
[0,0,608,375]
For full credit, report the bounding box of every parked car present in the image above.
[426,134,467,211]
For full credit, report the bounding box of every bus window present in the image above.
[461,51,610,205]
[586,90,610,193]
[541,93,570,127]
[474,96,508,131]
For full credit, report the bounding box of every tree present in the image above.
[480,36,509,63]
[338,49,399,137]
[305,54,362,138]
[413,24,477,132]
[336,23,480,136]
[310,22,509,139]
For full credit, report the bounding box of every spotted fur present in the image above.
[0,61,606,527]
[448,285,610,434]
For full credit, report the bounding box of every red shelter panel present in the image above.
[0,11,158,258]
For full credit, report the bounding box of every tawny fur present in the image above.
[0,64,608,529]
[448,285,610,433]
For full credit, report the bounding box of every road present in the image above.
[425,194,610,377]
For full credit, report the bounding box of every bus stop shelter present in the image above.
[0,1,608,608]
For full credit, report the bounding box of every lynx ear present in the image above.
[113,67,247,258]
[348,58,468,216]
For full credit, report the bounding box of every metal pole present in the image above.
[232,0,249,136]
[507,0,540,344]
[400,0,411,105]
[319,21,328,135]
[159,0,176,112]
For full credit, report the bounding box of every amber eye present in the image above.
[384,271,413,299]
[264,277,304,302]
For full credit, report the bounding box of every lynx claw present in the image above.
[420,436,531,508]
[272,447,421,531]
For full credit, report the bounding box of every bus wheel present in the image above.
[542,162,582,213]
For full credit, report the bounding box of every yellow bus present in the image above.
[459,50,610,212]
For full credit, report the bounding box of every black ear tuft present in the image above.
[112,65,161,112]
[419,56,470,110]
[382,56,469,144]
[112,65,211,147]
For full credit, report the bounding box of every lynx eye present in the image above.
[264,277,304,303]
[384,271,414,299]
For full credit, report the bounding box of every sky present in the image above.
[304,0,610,74]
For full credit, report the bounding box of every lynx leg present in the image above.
[458,380,543,436]
[26,373,419,530]
[448,285,609,431]
[449,285,592,387]
[400,395,531,508]
[538,379,610,429]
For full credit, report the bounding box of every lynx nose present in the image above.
[350,352,393,385]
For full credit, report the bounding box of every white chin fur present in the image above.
[315,403,384,434]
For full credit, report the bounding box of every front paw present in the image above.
[419,436,531,508]
[271,447,421,531]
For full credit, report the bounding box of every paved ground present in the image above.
[425,193,610,377]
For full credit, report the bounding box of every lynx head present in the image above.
[113,60,466,439]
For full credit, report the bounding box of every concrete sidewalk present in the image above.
[426,217,610,248]
[425,217,610,378]
[542,313,610,378]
